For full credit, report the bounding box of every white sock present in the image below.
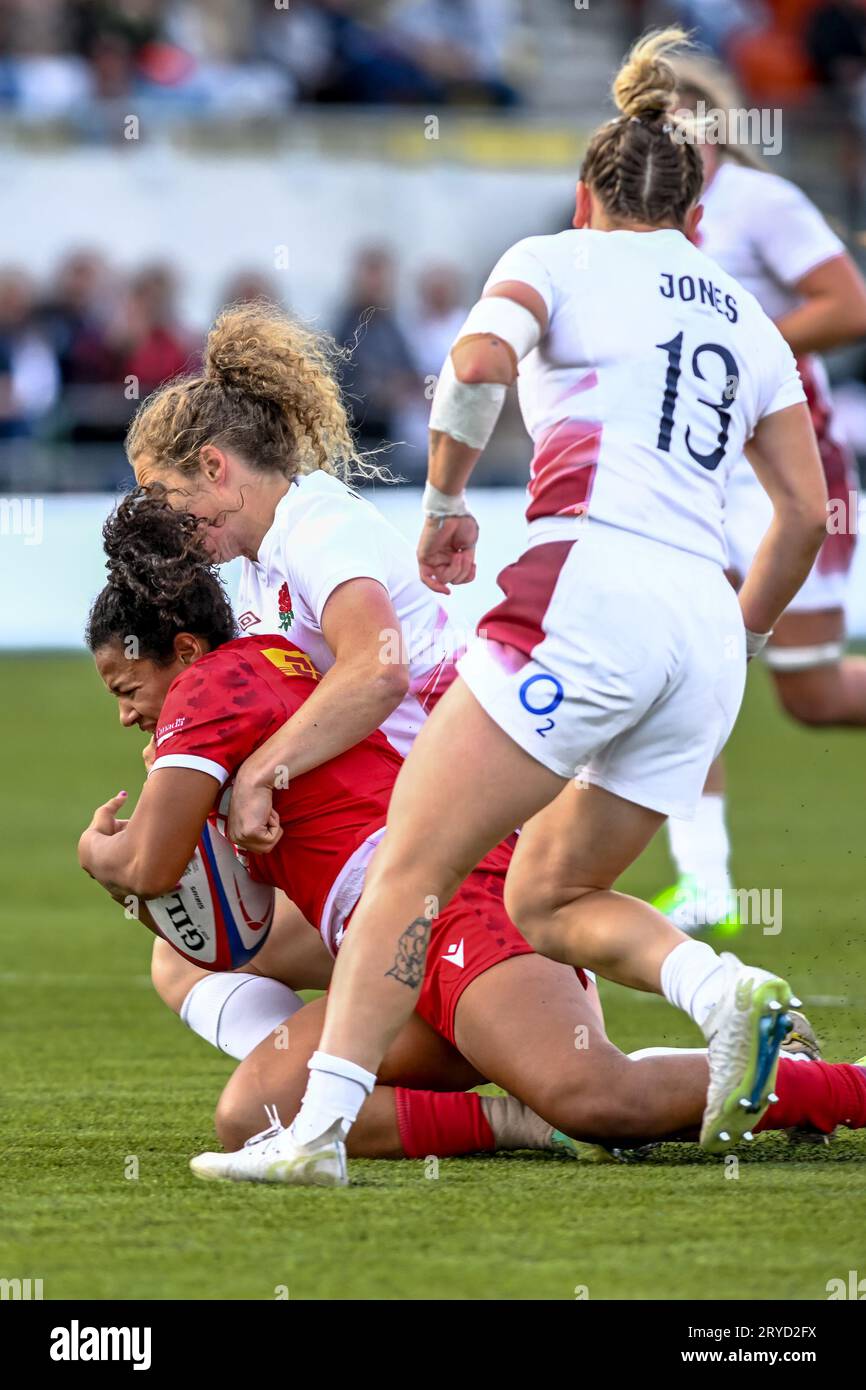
[660,939,726,1030]
[667,793,731,889]
[290,1051,377,1146]
[179,973,304,1061]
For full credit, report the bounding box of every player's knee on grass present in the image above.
[214,1078,259,1152]
[213,1007,322,1149]
[214,1061,303,1151]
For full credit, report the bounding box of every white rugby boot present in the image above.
[190,1106,348,1187]
[700,953,793,1153]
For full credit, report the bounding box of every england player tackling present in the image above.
[195,28,830,1185]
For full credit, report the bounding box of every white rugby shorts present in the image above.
[459,521,746,820]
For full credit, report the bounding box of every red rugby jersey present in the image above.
[151,634,402,946]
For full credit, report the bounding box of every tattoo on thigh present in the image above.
[385,917,432,989]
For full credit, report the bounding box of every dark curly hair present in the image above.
[85,486,236,665]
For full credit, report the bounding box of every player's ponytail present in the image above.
[582,27,704,229]
[125,300,386,487]
[85,487,236,663]
[202,301,361,477]
[612,26,682,122]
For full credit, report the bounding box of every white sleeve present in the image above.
[758,322,807,420]
[282,499,391,629]
[483,236,557,317]
[756,177,846,287]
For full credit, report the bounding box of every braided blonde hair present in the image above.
[126,300,379,484]
[582,28,704,228]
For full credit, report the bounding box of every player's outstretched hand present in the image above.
[228,772,284,855]
[417,513,479,594]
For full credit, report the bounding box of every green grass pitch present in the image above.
[2,652,866,1301]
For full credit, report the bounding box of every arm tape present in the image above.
[422,482,469,519]
[745,628,773,661]
[457,296,543,370]
[428,353,506,450]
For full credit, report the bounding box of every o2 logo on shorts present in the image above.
[519,673,564,737]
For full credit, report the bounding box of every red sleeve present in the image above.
[150,651,285,786]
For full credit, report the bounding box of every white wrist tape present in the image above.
[429,353,506,450]
[422,481,469,519]
[458,296,542,365]
[745,628,773,661]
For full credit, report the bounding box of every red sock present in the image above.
[394,1089,495,1158]
[755,1058,866,1134]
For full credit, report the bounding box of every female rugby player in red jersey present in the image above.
[77,492,866,1182]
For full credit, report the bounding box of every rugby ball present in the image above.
[145,822,275,970]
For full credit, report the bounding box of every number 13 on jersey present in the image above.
[656,332,740,471]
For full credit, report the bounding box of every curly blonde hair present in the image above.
[126,300,378,484]
[582,27,704,228]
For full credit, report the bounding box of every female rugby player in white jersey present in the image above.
[653,54,866,933]
[125,301,469,1063]
[191,29,829,1186]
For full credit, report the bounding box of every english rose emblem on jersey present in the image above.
[278,582,294,631]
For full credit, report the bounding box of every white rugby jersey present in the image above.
[700,161,845,322]
[235,470,462,757]
[484,227,806,565]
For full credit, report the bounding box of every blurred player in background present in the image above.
[194,28,831,1186]
[653,52,866,934]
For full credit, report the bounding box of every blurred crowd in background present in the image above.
[0,0,531,116]
[0,0,864,119]
[0,246,477,482]
[6,234,866,489]
[2,0,866,490]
